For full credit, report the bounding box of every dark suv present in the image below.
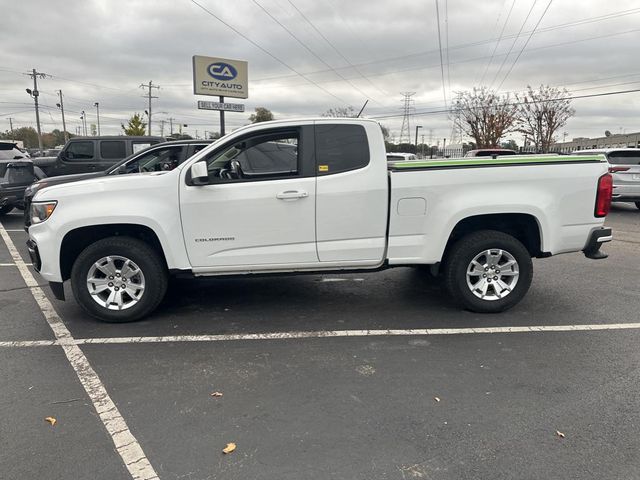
[1,141,45,216]
[24,139,212,227]
[33,136,165,177]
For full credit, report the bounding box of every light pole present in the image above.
[415,125,423,150]
[94,102,101,136]
[80,111,87,136]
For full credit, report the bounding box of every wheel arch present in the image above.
[443,213,544,261]
[60,224,168,281]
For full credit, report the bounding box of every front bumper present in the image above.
[583,227,612,260]
[26,238,41,271]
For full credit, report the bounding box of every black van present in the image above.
[33,136,164,177]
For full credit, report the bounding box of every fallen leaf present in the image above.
[434,397,441,402]
[222,442,236,454]
[45,417,57,426]
[210,392,223,398]
[556,430,565,438]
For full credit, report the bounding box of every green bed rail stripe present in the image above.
[392,154,606,169]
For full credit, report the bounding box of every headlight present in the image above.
[30,201,57,225]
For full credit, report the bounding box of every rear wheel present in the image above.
[443,230,533,313]
[71,236,168,322]
[0,205,14,216]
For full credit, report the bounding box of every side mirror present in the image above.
[190,161,209,185]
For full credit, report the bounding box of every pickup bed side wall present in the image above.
[30,172,190,282]
[387,162,608,264]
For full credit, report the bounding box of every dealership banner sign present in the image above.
[192,55,248,99]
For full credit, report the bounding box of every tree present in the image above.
[380,124,390,141]
[121,113,147,136]
[249,107,274,123]
[321,106,356,118]
[501,139,518,150]
[515,85,575,153]
[453,87,518,148]
[0,126,39,148]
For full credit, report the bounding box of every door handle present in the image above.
[276,190,308,200]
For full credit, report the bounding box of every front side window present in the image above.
[65,141,94,160]
[124,146,185,173]
[100,141,126,159]
[205,131,299,182]
[316,124,369,175]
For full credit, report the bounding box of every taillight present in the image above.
[608,166,630,173]
[595,173,613,217]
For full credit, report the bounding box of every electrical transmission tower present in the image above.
[399,92,415,145]
[140,81,160,136]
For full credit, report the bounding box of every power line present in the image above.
[285,0,388,98]
[251,0,377,105]
[497,0,554,90]
[190,0,349,104]
[434,0,448,108]
[479,0,516,85]
[368,86,640,120]
[490,0,538,89]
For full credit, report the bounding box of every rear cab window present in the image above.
[315,124,370,175]
[100,141,127,159]
[607,151,640,165]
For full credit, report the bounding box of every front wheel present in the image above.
[443,230,533,313]
[71,236,168,322]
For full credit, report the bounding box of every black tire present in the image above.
[71,236,168,322]
[443,230,533,313]
[0,205,14,216]
[635,202,640,210]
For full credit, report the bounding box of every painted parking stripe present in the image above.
[5,322,640,349]
[0,263,32,266]
[0,224,159,480]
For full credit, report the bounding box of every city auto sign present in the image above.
[192,55,248,99]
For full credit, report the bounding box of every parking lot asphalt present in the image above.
[1,204,639,479]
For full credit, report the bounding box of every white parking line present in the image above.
[0,263,32,267]
[0,224,159,480]
[4,322,640,349]
[3,229,25,233]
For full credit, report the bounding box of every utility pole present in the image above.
[140,81,159,136]
[8,118,14,139]
[94,102,101,135]
[421,134,425,158]
[168,118,174,136]
[160,120,165,137]
[56,90,69,142]
[414,125,422,149]
[25,68,49,154]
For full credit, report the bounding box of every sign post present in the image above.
[192,56,248,136]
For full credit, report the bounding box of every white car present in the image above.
[27,118,613,322]
[573,148,640,209]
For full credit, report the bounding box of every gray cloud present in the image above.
[1,0,640,143]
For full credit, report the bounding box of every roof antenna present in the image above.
[356,100,369,118]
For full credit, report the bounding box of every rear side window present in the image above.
[133,142,152,153]
[607,151,640,165]
[316,124,369,175]
[100,141,126,159]
[65,141,94,160]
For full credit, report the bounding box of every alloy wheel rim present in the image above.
[465,249,519,301]
[86,255,145,310]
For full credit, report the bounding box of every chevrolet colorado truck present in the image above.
[26,119,613,322]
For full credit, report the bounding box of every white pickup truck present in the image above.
[26,119,613,322]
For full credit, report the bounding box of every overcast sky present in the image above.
[2,0,640,144]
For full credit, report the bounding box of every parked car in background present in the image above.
[0,141,45,216]
[24,140,212,228]
[33,136,165,177]
[386,153,417,161]
[573,148,640,209]
[464,148,517,157]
